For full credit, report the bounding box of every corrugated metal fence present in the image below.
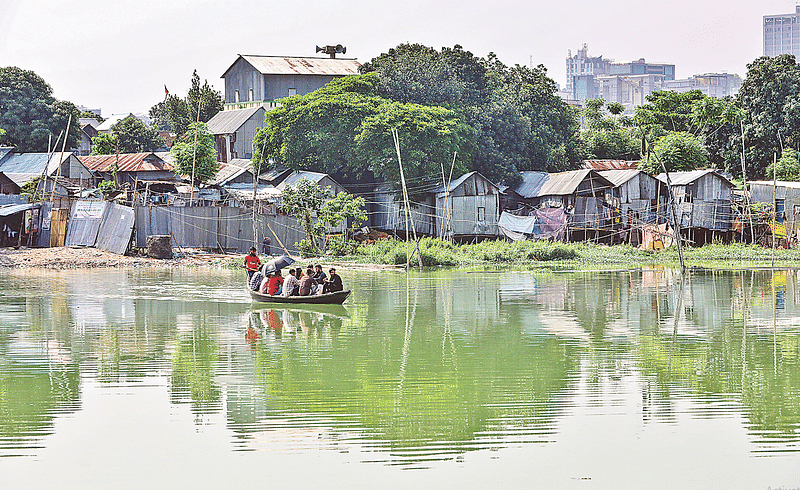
[133,206,306,254]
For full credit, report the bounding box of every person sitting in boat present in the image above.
[282,268,300,297]
[267,269,284,296]
[298,268,315,296]
[313,264,327,285]
[258,273,270,295]
[322,267,343,294]
[249,271,264,291]
[244,247,261,280]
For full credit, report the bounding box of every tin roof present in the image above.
[749,180,800,189]
[583,159,641,170]
[276,170,330,190]
[656,169,733,187]
[513,169,614,198]
[598,169,643,186]
[223,55,361,78]
[0,147,15,164]
[1,172,39,188]
[0,152,74,175]
[432,171,499,195]
[79,153,173,173]
[259,166,292,185]
[206,106,264,135]
[208,159,253,186]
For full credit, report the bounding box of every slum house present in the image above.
[221,54,361,111]
[598,169,669,242]
[79,152,178,187]
[77,118,100,156]
[433,171,501,241]
[0,151,95,197]
[748,180,800,240]
[656,170,734,245]
[206,106,265,163]
[368,183,436,238]
[509,169,615,242]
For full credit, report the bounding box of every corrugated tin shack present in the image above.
[511,169,615,241]
[206,107,265,162]
[656,170,734,244]
[369,183,436,238]
[79,152,178,185]
[599,169,669,226]
[434,171,500,240]
[749,180,800,239]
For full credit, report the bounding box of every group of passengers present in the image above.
[245,247,343,297]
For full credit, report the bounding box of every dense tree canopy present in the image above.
[639,131,709,175]
[91,116,164,154]
[170,122,218,184]
[150,70,223,139]
[581,99,640,161]
[0,67,80,152]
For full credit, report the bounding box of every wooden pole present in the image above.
[740,120,755,245]
[51,115,72,207]
[773,152,777,268]
[654,147,686,273]
[392,129,423,270]
[189,97,202,206]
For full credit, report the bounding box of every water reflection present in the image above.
[0,266,799,468]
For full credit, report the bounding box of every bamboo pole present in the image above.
[51,114,72,207]
[392,128,423,271]
[740,120,755,245]
[653,146,686,273]
[189,96,202,206]
[773,152,777,268]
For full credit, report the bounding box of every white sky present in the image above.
[0,0,794,116]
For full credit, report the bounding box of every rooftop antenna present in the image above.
[316,44,346,58]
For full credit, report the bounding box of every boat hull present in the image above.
[250,289,351,305]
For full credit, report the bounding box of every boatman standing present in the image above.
[244,247,262,280]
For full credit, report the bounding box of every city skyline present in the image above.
[0,0,794,116]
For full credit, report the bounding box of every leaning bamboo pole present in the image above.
[392,128,423,271]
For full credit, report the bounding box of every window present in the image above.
[477,207,486,222]
[288,88,297,96]
[248,88,254,101]
[235,90,240,103]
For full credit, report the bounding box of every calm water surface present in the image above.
[1,266,799,489]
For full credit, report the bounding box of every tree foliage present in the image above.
[639,131,709,175]
[580,99,640,160]
[91,116,164,154]
[280,179,366,255]
[169,122,218,184]
[150,70,223,139]
[766,149,800,181]
[736,55,800,178]
[0,66,80,152]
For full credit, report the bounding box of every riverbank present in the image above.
[3,240,800,271]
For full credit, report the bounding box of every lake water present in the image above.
[1,266,799,489]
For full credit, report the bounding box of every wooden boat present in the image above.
[250,289,351,305]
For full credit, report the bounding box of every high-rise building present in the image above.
[764,6,800,57]
[566,44,611,94]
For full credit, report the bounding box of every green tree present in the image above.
[79,111,104,123]
[280,179,366,255]
[90,116,163,154]
[150,70,223,138]
[766,148,800,181]
[90,133,118,155]
[737,55,800,178]
[639,131,709,174]
[170,122,218,184]
[354,102,473,195]
[0,66,80,152]
[581,99,641,160]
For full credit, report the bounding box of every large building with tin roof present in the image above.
[221,54,361,111]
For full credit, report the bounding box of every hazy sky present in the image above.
[0,0,794,116]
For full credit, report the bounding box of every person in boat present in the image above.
[249,270,264,291]
[267,269,284,296]
[313,264,327,285]
[258,273,270,294]
[298,267,315,296]
[322,267,343,294]
[282,268,300,297]
[244,247,261,280]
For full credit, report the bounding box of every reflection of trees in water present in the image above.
[231,282,581,459]
[170,319,222,416]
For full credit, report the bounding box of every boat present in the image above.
[249,289,351,305]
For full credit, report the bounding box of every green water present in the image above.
[1,266,799,489]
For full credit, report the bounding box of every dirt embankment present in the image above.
[0,246,234,270]
[0,246,403,271]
